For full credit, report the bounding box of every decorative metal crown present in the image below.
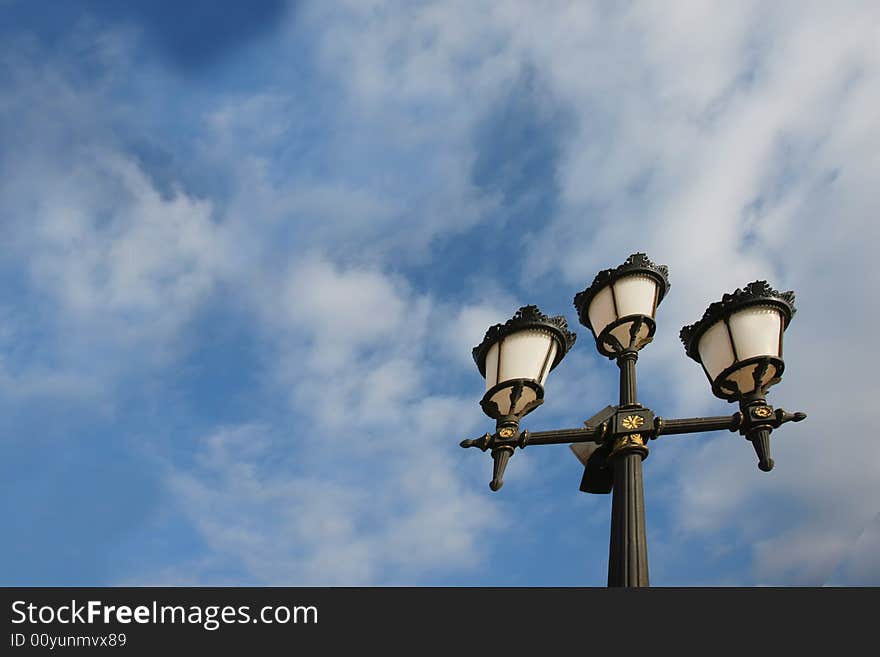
[472,305,576,377]
[680,280,797,361]
[573,253,670,330]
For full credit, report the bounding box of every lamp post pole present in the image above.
[608,350,649,587]
[460,254,807,587]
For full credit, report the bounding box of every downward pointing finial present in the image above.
[750,429,774,472]
[489,448,512,491]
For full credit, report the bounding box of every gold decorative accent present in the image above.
[611,433,646,456]
[754,406,772,418]
[498,427,516,438]
[621,414,645,430]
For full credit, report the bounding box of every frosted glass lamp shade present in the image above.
[472,306,576,420]
[482,330,558,416]
[574,253,670,358]
[681,281,796,401]
[483,329,559,390]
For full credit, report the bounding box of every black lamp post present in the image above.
[460,253,807,587]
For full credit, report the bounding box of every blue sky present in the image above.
[1,0,878,586]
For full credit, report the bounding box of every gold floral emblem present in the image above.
[621,415,645,430]
[498,427,516,438]
[754,407,772,418]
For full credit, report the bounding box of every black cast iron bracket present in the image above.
[461,401,806,490]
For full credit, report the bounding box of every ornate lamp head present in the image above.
[680,280,796,403]
[472,305,576,422]
[573,253,670,358]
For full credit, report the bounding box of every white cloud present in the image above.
[163,417,501,585]
[26,150,223,326]
[254,256,430,430]
[139,255,505,584]
[0,33,231,356]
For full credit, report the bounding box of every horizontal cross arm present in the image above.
[655,414,740,436]
[522,426,605,446]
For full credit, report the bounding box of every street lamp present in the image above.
[460,253,807,587]
[471,305,577,491]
